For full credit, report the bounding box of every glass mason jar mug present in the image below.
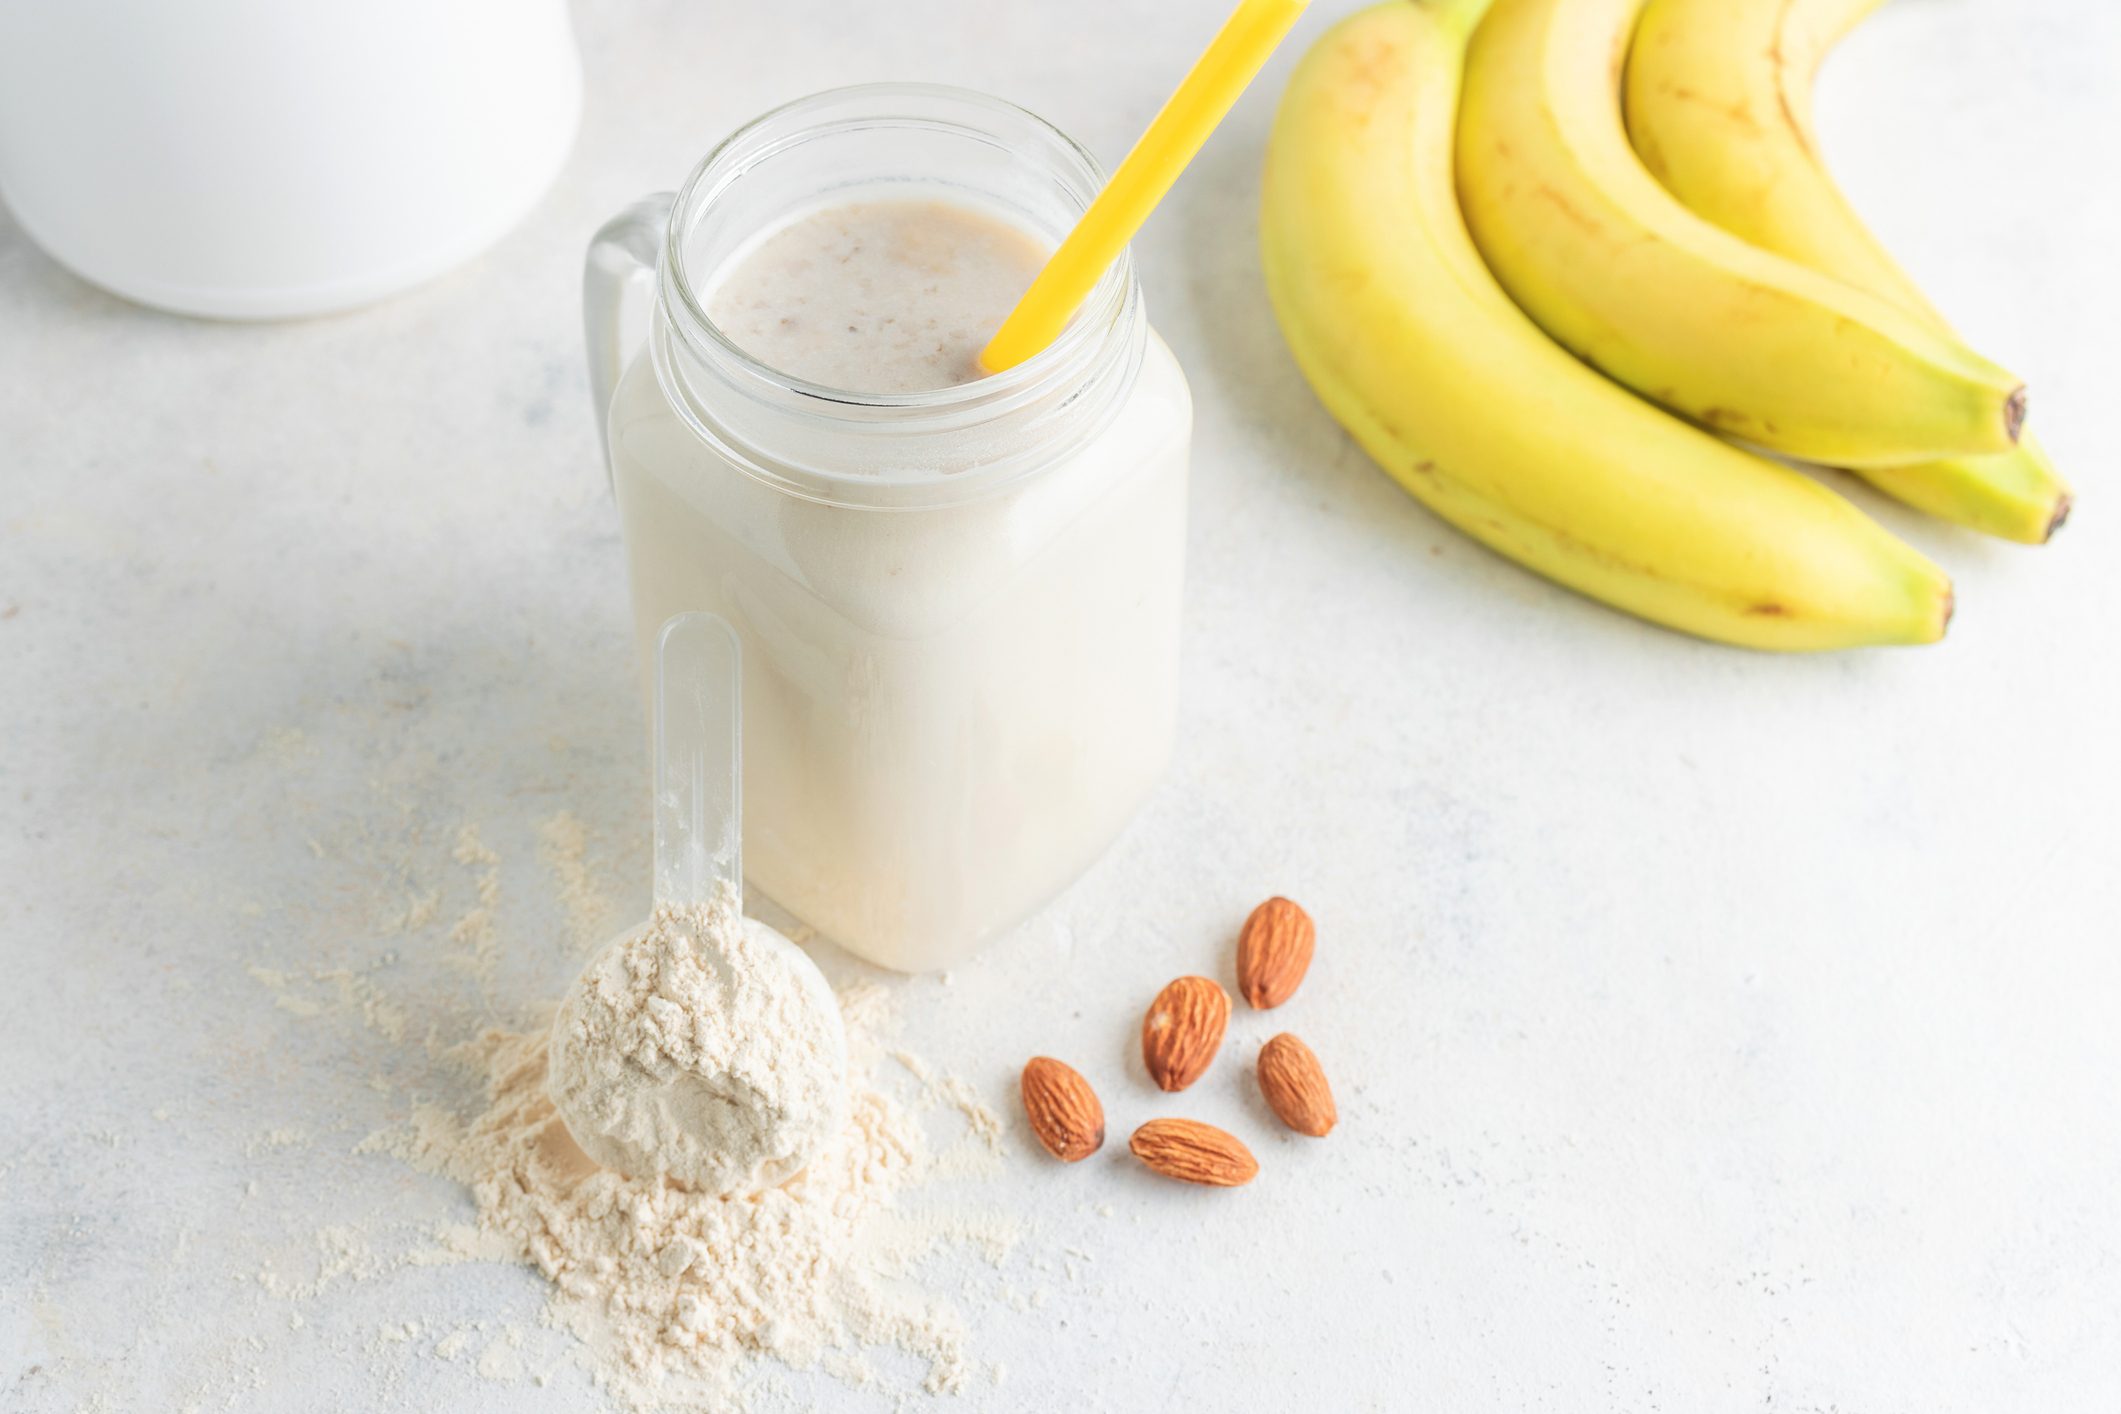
[583,86,1192,973]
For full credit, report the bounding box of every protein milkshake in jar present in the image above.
[583,86,1192,973]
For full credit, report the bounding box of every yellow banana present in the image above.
[1625,0,2071,543]
[1455,0,2025,469]
[1260,0,1951,650]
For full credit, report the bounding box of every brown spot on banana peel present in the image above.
[1655,83,1758,133]
[1530,183,1601,236]
[1767,10,1820,160]
[1340,34,1406,104]
[1773,82,1817,163]
[2046,493,2073,541]
[1696,406,1781,439]
[2005,386,2027,443]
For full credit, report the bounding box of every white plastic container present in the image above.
[584,87,1193,973]
[0,0,579,319]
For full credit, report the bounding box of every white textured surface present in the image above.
[4,1,2119,1409]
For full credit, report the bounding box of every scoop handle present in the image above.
[652,612,742,910]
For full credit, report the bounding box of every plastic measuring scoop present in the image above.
[548,611,847,1194]
[652,611,745,910]
[977,0,1310,373]
[648,610,842,1037]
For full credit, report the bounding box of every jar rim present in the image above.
[646,83,1145,508]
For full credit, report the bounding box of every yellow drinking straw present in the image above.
[978,0,1311,374]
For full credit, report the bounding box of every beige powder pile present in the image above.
[389,979,974,1408]
[546,891,848,1196]
[237,805,1013,1406]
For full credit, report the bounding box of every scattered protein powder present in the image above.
[386,978,972,1408]
[214,797,1025,1410]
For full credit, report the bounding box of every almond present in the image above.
[1237,896,1315,1009]
[1256,1033,1336,1137]
[1128,1118,1259,1187]
[1019,1057,1104,1162]
[1141,975,1230,1091]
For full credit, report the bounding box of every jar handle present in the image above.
[583,192,676,486]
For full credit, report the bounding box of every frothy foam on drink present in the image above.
[706,198,1049,394]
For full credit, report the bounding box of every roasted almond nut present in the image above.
[1129,1118,1259,1187]
[1142,975,1230,1092]
[1020,1057,1104,1162]
[1257,1033,1336,1137]
[1237,896,1315,1009]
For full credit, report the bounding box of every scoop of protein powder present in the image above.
[548,613,847,1195]
[548,886,846,1194]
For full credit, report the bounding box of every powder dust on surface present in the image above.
[376,978,980,1408]
[218,786,1036,1412]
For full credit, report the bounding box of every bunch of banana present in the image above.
[1454,0,2025,471]
[1260,0,2062,651]
[1260,0,1950,649]
[1624,0,2070,542]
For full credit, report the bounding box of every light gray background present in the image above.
[5,1,2118,1409]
